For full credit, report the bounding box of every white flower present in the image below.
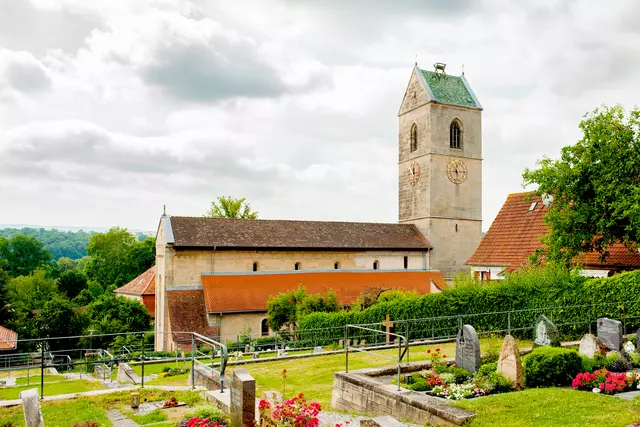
[592,388,601,393]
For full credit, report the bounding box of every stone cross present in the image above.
[533,315,559,347]
[230,369,256,427]
[382,314,394,344]
[497,335,523,389]
[20,388,44,427]
[455,325,481,373]
[598,318,623,351]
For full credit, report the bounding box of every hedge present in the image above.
[297,267,640,346]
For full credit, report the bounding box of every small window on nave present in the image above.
[334,262,340,270]
[253,262,259,272]
[410,123,418,152]
[450,120,462,149]
[373,260,379,270]
[295,262,301,271]
[403,256,408,269]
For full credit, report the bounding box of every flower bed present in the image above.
[259,393,321,427]
[572,369,639,395]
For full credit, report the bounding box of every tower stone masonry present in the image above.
[398,64,483,280]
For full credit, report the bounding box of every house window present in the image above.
[403,256,408,269]
[295,262,301,271]
[261,319,269,336]
[410,123,418,152]
[253,262,259,272]
[334,262,340,270]
[450,120,462,149]
[373,260,379,270]
[481,271,491,281]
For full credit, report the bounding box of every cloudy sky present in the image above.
[1,0,639,231]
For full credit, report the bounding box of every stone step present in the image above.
[105,409,139,427]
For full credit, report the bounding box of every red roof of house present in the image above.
[467,192,640,271]
[201,270,446,313]
[167,290,217,341]
[114,266,155,296]
[0,325,17,351]
[169,216,431,251]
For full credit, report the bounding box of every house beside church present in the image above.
[113,266,156,319]
[467,192,640,279]
[144,62,485,350]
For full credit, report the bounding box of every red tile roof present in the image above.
[167,290,217,342]
[467,192,640,270]
[169,216,431,251]
[201,271,446,313]
[0,325,17,351]
[114,267,155,296]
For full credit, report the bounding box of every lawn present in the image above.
[0,379,104,400]
[0,389,204,426]
[454,388,640,426]
[15,374,65,385]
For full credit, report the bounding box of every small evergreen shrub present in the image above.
[475,371,512,394]
[580,354,607,373]
[524,347,582,387]
[475,362,498,378]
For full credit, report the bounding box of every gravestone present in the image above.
[260,390,282,405]
[352,340,359,346]
[597,318,623,351]
[20,388,44,427]
[252,353,259,360]
[624,341,636,353]
[360,340,366,346]
[338,340,344,348]
[230,369,256,427]
[496,335,523,389]
[533,315,559,347]
[245,345,250,353]
[578,334,603,358]
[455,325,481,373]
[313,346,323,354]
[276,349,288,357]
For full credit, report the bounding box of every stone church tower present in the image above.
[398,63,483,280]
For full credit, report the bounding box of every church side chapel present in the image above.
[151,62,484,350]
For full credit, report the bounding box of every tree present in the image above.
[83,294,152,348]
[38,296,87,350]
[5,269,60,311]
[0,235,52,277]
[85,228,155,288]
[523,105,640,265]
[58,270,88,299]
[204,196,258,219]
[267,286,340,331]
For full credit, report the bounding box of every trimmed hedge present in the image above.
[298,267,640,346]
[523,347,582,387]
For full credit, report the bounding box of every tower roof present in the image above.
[418,68,482,110]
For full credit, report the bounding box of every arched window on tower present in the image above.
[450,120,462,149]
[261,319,269,336]
[410,123,418,152]
[373,260,380,270]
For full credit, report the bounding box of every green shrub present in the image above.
[524,347,582,387]
[475,362,498,378]
[434,365,471,383]
[475,371,513,394]
[406,376,432,391]
[185,406,229,425]
[628,352,640,368]
[580,355,607,372]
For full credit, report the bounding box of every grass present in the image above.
[454,388,640,426]
[0,379,104,400]
[15,374,65,385]
[128,408,169,425]
[0,389,204,427]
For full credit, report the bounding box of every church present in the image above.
[149,63,484,351]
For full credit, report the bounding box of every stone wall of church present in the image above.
[215,312,269,342]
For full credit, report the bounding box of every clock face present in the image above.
[407,161,421,186]
[446,159,468,184]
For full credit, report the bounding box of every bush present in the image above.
[580,354,607,372]
[524,347,582,387]
[628,352,640,368]
[434,365,471,383]
[475,371,513,394]
[183,406,229,425]
[475,362,498,378]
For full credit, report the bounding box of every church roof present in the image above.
[419,68,482,110]
[0,325,17,351]
[201,270,446,313]
[467,192,640,271]
[114,266,155,296]
[167,289,217,341]
[167,216,432,251]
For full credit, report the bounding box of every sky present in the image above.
[1,0,639,232]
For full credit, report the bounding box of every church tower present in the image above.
[398,63,482,280]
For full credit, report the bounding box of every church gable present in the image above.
[398,66,432,115]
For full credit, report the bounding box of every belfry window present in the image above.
[450,120,462,149]
[410,123,418,152]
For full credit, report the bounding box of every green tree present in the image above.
[72,288,95,307]
[523,105,640,265]
[0,235,52,277]
[85,228,155,288]
[298,291,339,317]
[83,294,152,348]
[58,270,88,299]
[5,269,59,310]
[204,196,259,219]
[0,268,10,323]
[267,287,307,331]
[38,296,87,350]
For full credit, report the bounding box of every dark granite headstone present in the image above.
[230,369,256,427]
[455,325,480,373]
[597,318,623,351]
[533,315,559,347]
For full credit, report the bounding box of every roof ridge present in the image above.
[169,216,412,227]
